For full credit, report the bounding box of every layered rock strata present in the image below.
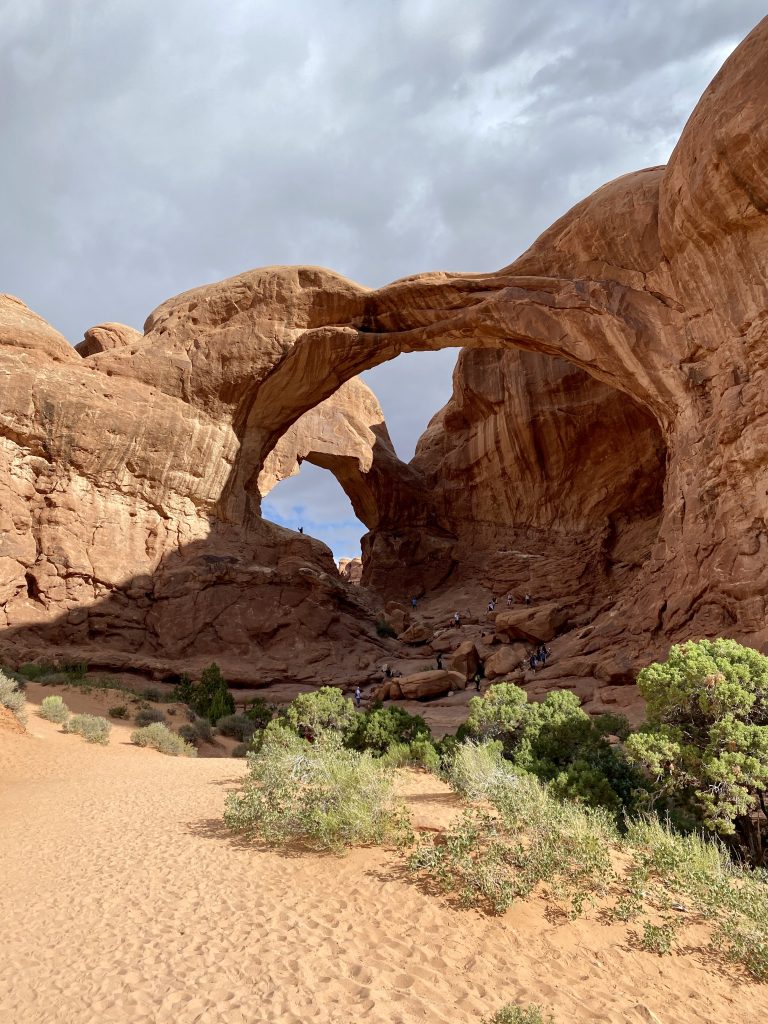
[2,20,768,696]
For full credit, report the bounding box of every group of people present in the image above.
[527,644,550,673]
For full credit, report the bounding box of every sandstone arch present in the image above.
[3,19,768,685]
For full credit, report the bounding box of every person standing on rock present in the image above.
[453,611,461,626]
[507,592,514,607]
[524,593,531,606]
[436,652,443,670]
[473,670,482,692]
[411,596,418,609]
[488,598,496,612]
[354,686,362,709]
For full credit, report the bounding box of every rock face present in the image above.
[337,557,363,585]
[3,22,768,699]
[398,670,466,700]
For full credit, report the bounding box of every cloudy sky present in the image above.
[2,1,764,557]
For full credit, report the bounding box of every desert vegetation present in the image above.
[130,722,197,757]
[64,714,111,745]
[39,695,70,724]
[0,668,27,725]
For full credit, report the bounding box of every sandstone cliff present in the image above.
[3,20,768,701]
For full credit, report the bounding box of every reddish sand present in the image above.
[1,687,766,1023]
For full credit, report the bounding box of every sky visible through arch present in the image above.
[2,1,765,558]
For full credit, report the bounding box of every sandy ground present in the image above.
[2,690,767,1024]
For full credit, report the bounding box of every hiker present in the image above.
[507,592,514,607]
[473,670,482,692]
[529,653,537,673]
[524,593,532,606]
[354,686,362,709]
[436,652,443,670]
[298,526,304,534]
[411,596,418,609]
[382,663,392,678]
[453,611,461,626]
[487,599,495,612]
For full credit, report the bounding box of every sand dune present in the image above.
[1,691,766,1024]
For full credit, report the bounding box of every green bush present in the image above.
[376,619,396,638]
[39,695,69,724]
[141,686,162,702]
[174,663,235,723]
[64,714,111,745]
[177,724,200,746]
[245,697,274,730]
[380,738,441,773]
[0,669,27,725]
[223,724,409,852]
[444,740,515,801]
[217,713,257,742]
[409,772,615,916]
[625,638,768,863]
[282,686,357,741]
[483,1005,554,1024]
[231,742,249,758]
[131,722,197,757]
[108,704,129,719]
[350,705,430,754]
[16,662,55,680]
[464,684,642,814]
[134,707,167,727]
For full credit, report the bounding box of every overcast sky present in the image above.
[2,1,764,557]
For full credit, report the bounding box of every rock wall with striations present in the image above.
[3,19,768,693]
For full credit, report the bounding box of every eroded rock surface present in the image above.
[3,21,768,702]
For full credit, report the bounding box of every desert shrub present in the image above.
[108,704,130,719]
[623,814,768,980]
[60,659,88,678]
[64,714,111,745]
[134,707,167,727]
[465,682,528,750]
[217,713,257,742]
[375,619,396,638]
[380,738,441,773]
[281,686,357,742]
[350,704,430,754]
[131,722,197,757]
[245,697,274,730]
[177,724,200,745]
[141,686,162,702]
[16,662,55,680]
[223,724,408,852]
[625,638,768,863]
[175,663,235,723]
[640,920,676,955]
[38,672,73,686]
[39,695,69,724]
[1,666,27,687]
[231,742,249,758]
[444,740,515,801]
[0,669,27,725]
[464,684,641,814]
[483,1005,554,1024]
[409,772,615,916]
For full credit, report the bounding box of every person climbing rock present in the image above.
[487,598,495,612]
[436,652,443,670]
[354,686,362,709]
[453,611,461,626]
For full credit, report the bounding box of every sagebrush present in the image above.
[131,722,197,757]
[64,714,111,745]
[0,669,27,725]
[39,695,69,724]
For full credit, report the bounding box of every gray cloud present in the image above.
[1,0,764,556]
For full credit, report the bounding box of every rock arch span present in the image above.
[3,19,768,685]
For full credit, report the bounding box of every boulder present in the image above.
[484,642,528,679]
[450,640,480,681]
[398,670,466,700]
[397,621,433,645]
[494,603,567,644]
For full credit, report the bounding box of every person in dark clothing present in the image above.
[524,593,531,606]
[298,526,304,534]
[436,652,443,670]
[529,654,537,672]
[354,686,362,709]
[473,671,482,692]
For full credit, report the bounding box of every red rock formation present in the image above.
[3,20,768,701]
